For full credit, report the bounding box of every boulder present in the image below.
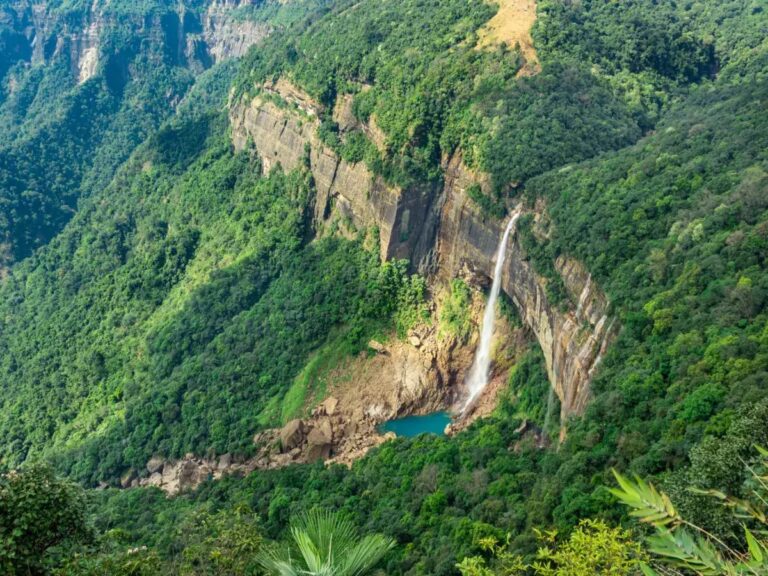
[409,335,422,347]
[120,468,137,489]
[161,462,179,488]
[177,460,212,493]
[367,339,387,354]
[280,419,305,452]
[146,472,163,487]
[306,425,333,462]
[217,453,232,470]
[345,420,359,436]
[317,418,334,441]
[321,396,339,416]
[146,456,164,474]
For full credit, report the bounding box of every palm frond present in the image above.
[690,488,768,524]
[301,509,358,560]
[646,528,729,576]
[745,528,764,563]
[340,534,395,576]
[610,470,682,528]
[293,527,326,574]
[260,510,393,576]
[256,544,302,576]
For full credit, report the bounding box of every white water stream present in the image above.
[462,210,521,411]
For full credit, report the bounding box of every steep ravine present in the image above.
[230,81,619,428]
[0,0,272,84]
[130,80,619,495]
[130,289,530,495]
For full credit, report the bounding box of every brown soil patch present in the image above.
[477,0,540,76]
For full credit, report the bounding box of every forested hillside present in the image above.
[0,0,767,574]
[86,57,768,574]
[0,0,319,269]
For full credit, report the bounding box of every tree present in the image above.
[532,520,645,576]
[456,520,644,576]
[176,506,263,576]
[257,510,394,576]
[54,541,163,576]
[0,464,92,575]
[610,447,768,575]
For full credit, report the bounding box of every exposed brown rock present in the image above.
[306,425,333,462]
[217,453,232,470]
[367,340,387,354]
[280,419,305,453]
[146,472,163,487]
[321,397,339,416]
[146,456,164,474]
[120,469,137,489]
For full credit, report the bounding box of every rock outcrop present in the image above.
[201,0,272,62]
[0,0,271,85]
[436,155,617,424]
[231,83,619,428]
[230,83,440,264]
[280,419,305,452]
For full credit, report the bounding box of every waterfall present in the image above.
[462,210,521,411]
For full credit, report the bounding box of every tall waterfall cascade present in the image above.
[462,209,522,411]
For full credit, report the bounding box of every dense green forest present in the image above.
[0,2,193,267]
[0,0,767,573]
[0,110,427,481]
[0,0,321,268]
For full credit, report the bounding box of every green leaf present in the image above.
[746,528,764,563]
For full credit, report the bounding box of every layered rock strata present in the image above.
[435,158,617,421]
[231,84,619,426]
[231,83,440,264]
[0,0,271,85]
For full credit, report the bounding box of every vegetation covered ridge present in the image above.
[0,0,765,574]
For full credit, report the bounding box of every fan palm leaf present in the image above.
[257,510,394,576]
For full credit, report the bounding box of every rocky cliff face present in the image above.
[0,0,271,85]
[201,0,272,62]
[231,81,441,263]
[435,158,618,424]
[231,83,619,428]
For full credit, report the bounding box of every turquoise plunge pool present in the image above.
[378,412,452,437]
